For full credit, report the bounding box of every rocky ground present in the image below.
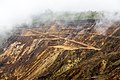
[0,20,120,80]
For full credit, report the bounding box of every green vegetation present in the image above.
[31,10,104,24]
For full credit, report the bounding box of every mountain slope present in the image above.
[0,20,120,80]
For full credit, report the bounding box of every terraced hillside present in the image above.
[0,20,120,80]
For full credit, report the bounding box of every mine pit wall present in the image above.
[1,39,120,80]
[0,19,120,80]
[37,37,120,80]
[1,19,97,50]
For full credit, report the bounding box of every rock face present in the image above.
[0,20,120,80]
[111,27,120,37]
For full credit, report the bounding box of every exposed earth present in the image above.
[0,20,120,80]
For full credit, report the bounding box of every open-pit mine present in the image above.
[0,19,120,80]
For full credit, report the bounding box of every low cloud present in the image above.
[0,0,120,47]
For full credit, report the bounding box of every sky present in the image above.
[0,0,120,31]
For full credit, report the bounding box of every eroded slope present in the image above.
[0,21,120,80]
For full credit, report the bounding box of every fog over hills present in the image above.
[0,0,120,28]
[0,0,120,46]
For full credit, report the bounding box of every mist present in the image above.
[0,0,120,47]
[0,0,120,27]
